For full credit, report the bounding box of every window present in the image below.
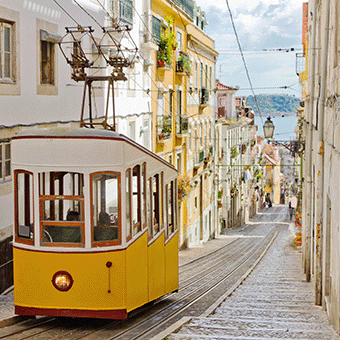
[15,171,34,245]
[91,172,120,246]
[119,0,133,26]
[147,178,152,239]
[157,92,164,116]
[39,172,84,247]
[152,174,160,235]
[169,90,173,115]
[128,121,135,140]
[132,165,141,236]
[177,90,182,116]
[0,21,12,81]
[152,15,162,43]
[166,180,177,237]
[126,169,132,241]
[141,163,147,228]
[41,40,55,84]
[200,63,203,89]
[0,140,11,181]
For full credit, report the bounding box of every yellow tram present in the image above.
[12,128,178,319]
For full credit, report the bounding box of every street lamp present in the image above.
[263,117,275,139]
[262,116,305,154]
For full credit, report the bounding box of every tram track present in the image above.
[106,229,278,340]
[1,208,287,340]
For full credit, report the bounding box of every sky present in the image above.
[195,0,304,98]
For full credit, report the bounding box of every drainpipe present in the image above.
[315,0,330,306]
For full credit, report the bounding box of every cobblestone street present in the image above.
[164,220,340,339]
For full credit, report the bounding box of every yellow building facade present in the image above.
[150,0,218,248]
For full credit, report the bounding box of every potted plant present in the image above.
[157,16,177,68]
[177,51,191,76]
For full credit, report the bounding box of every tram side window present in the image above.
[126,169,132,241]
[159,172,164,230]
[152,174,160,235]
[15,171,34,244]
[147,177,152,240]
[91,172,120,245]
[132,165,141,236]
[167,180,177,236]
[39,172,84,246]
[141,163,147,229]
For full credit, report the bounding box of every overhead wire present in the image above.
[225,0,263,126]
[54,0,258,169]
[73,0,103,30]
[51,0,80,26]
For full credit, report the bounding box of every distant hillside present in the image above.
[246,94,300,116]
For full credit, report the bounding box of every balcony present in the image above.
[157,115,172,143]
[176,115,189,136]
[176,51,191,77]
[296,53,306,75]
[200,87,209,108]
[194,150,205,168]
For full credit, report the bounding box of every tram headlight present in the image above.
[52,271,74,291]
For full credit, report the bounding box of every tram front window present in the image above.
[39,172,84,247]
[91,172,120,246]
[41,199,83,244]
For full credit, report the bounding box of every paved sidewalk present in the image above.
[162,225,340,339]
[0,292,16,328]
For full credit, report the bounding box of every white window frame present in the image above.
[0,140,11,182]
[0,6,20,95]
[0,21,13,82]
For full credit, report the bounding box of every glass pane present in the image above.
[5,143,10,159]
[141,164,146,227]
[147,179,152,238]
[4,53,10,78]
[17,172,34,239]
[153,175,159,234]
[126,170,131,238]
[4,27,10,52]
[132,165,140,236]
[168,182,174,234]
[42,199,83,222]
[43,225,82,244]
[5,160,10,177]
[92,173,119,242]
[39,172,84,196]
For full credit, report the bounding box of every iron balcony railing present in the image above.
[157,115,172,141]
[296,53,306,75]
[176,115,188,135]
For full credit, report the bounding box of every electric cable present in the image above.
[225,0,263,126]
[51,0,80,26]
